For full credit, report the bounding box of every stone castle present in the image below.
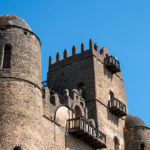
[0,14,149,150]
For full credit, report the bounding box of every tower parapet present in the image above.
[48,39,100,72]
[48,39,122,80]
[47,38,127,150]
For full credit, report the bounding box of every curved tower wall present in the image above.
[0,25,43,150]
[125,127,150,150]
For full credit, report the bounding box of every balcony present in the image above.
[104,56,120,74]
[67,117,106,149]
[109,98,127,117]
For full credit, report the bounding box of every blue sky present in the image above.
[0,0,150,127]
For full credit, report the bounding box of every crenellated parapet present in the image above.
[48,39,120,74]
[49,39,100,68]
[48,39,96,70]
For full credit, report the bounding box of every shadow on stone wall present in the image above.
[103,65,113,80]
[107,108,119,126]
[65,131,94,150]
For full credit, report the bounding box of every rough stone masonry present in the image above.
[0,14,149,150]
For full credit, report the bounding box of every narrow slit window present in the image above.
[3,44,11,69]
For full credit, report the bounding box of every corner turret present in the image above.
[0,14,43,150]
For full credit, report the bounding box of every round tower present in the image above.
[125,115,150,150]
[0,15,43,150]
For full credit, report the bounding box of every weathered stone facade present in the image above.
[0,14,149,150]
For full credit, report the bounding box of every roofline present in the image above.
[0,25,41,46]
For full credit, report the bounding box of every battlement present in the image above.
[48,39,113,72]
[47,39,123,104]
[42,86,88,120]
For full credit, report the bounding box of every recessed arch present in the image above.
[110,90,114,100]
[114,136,120,150]
[13,146,22,150]
[54,105,73,127]
[71,102,84,118]
[110,90,115,107]
[74,105,82,118]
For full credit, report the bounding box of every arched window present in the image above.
[3,44,11,69]
[74,105,82,118]
[114,136,119,150]
[74,105,82,128]
[110,91,114,106]
[110,91,114,100]
[141,143,145,150]
[77,82,85,98]
[13,146,22,150]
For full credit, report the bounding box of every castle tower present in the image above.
[47,40,128,150]
[125,115,150,150]
[0,15,43,150]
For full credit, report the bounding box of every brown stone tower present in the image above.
[125,115,150,150]
[47,39,128,150]
[0,15,43,150]
[0,14,149,150]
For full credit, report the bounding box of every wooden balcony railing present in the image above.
[104,56,121,73]
[67,117,106,149]
[109,98,127,117]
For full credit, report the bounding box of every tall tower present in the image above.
[0,15,43,150]
[47,40,128,150]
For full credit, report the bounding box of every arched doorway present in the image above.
[74,105,82,118]
[74,105,82,128]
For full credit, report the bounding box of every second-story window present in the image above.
[3,44,11,69]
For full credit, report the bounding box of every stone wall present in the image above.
[93,48,127,150]
[0,25,43,150]
[47,49,96,100]
[42,117,94,150]
[125,127,150,150]
[47,42,127,150]
[0,26,41,87]
[0,79,43,150]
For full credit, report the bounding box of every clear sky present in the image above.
[0,0,150,127]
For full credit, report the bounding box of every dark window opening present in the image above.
[74,105,82,118]
[13,146,22,150]
[42,88,45,98]
[3,44,11,69]
[77,82,85,99]
[110,91,114,106]
[24,31,27,35]
[106,54,109,58]
[141,143,145,150]
[114,136,119,150]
